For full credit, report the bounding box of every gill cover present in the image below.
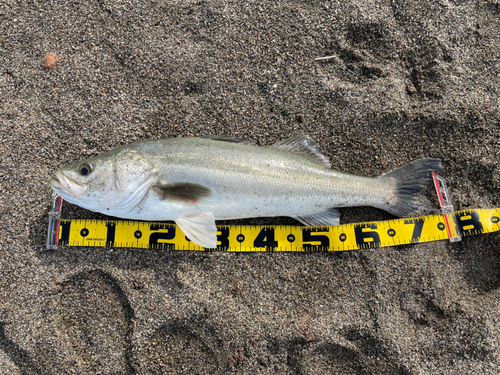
[110,149,159,213]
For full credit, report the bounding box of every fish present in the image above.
[48,136,442,248]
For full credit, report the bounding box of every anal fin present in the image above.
[295,208,340,227]
[175,213,218,248]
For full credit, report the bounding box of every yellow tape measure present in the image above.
[51,208,500,251]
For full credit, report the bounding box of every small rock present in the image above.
[44,53,60,68]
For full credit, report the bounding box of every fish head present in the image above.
[49,149,159,214]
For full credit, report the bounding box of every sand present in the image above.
[1,0,499,373]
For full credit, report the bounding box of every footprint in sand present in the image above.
[53,269,135,374]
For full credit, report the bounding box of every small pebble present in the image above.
[44,53,60,68]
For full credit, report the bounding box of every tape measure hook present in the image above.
[46,192,63,250]
[432,172,461,242]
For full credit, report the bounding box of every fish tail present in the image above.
[376,158,442,217]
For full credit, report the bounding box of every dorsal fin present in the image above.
[199,136,256,145]
[271,135,331,168]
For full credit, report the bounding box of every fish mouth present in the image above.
[48,171,86,198]
[48,176,63,190]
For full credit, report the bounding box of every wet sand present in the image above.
[1,0,499,373]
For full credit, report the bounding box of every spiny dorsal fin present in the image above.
[199,135,256,145]
[271,135,331,168]
[153,183,212,203]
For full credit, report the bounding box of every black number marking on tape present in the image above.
[404,218,425,242]
[302,228,330,251]
[254,227,278,250]
[455,211,483,235]
[149,224,176,250]
[354,224,381,248]
[106,222,116,246]
[59,221,71,246]
[217,227,230,250]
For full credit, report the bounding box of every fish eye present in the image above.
[79,163,92,176]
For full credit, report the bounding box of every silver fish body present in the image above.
[49,136,441,248]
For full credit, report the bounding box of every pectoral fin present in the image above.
[154,183,212,203]
[175,213,217,248]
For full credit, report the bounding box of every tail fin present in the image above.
[376,158,442,217]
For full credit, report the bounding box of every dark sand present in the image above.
[1,0,499,374]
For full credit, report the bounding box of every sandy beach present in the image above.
[1,0,499,373]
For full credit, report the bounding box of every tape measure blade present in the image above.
[54,208,500,251]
